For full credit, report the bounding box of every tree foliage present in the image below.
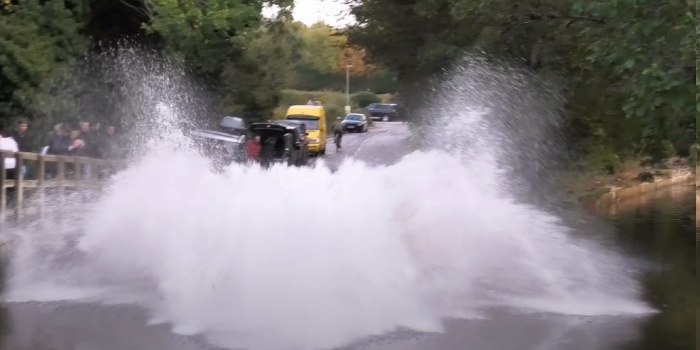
[0,0,89,118]
[0,0,395,130]
[346,0,697,168]
[0,0,298,126]
[288,21,394,92]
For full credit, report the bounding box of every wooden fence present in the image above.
[0,151,124,219]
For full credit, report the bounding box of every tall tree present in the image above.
[346,0,696,166]
[0,0,89,119]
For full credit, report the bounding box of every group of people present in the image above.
[0,118,124,180]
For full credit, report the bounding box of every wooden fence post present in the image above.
[13,152,24,220]
[0,152,6,215]
[37,154,46,216]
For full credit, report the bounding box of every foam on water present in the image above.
[1,53,654,350]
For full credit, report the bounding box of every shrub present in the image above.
[324,104,343,123]
[351,91,381,108]
[271,106,287,120]
[637,171,655,183]
[377,93,394,103]
[280,89,350,107]
[587,144,621,175]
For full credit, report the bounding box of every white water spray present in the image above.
[1,54,653,350]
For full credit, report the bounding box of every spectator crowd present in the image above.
[1,118,125,180]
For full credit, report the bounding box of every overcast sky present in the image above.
[263,0,355,27]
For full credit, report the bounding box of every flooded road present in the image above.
[0,123,695,350]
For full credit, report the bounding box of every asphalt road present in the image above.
[315,121,413,170]
[0,122,648,350]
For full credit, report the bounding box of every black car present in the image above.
[249,122,309,167]
[342,113,369,133]
[366,103,399,122]
[272,119,310,164]
[189,130,247,171]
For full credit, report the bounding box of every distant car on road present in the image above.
[342,113,369,133]
[366,103,399,122]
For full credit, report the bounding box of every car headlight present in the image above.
[312,138,319,142]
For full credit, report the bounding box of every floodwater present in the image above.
[0,119,700,350]
[0,184,695,350]
[595,185,697,350]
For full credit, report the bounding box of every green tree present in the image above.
[346,0,696,168]
[0,0,89,119]
[221,20,300,121]
[297,22,344,74]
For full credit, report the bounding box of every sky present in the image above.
[263,0,355,27]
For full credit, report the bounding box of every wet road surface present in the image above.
[1,122,695,350]
[315,122,412,170]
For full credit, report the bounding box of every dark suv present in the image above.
[249,122,309,167]
[366,103,399,122]
[273,120,310,164]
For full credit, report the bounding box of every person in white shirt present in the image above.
[0,126,19,180]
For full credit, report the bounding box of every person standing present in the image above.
[77,121,98,179]
[44,124,72,179]
[99,125,122,160]
[11,118,31,178]
[11,118,30,152]
[0,124,19,181]
[246,134,261,163]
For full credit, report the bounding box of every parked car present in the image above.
[249,122,309,167]
[189,130,246,171]
[219,116,246,136]
[366,103,399,122]
[342,113,369,133]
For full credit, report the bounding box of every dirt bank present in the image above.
[577,167,695,212]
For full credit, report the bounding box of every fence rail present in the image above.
[1,151,124,218]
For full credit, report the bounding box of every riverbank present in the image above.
[573,161,695,211]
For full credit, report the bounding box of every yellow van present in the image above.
[285,105,327,155]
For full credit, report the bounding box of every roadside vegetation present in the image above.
[0,0,696,192]
[345,0,697,195]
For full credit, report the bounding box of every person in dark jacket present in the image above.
[98,125,123,160]
[44,124,72,179]
[330,117,345,149]
[77,121,99,158]
[46,124,72,156]
[11,118,31,152]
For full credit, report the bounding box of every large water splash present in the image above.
[1,51,653,350]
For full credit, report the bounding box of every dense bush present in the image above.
[280,89,390,108]
[280,89,348,107]
[351,91,381,108]
[324,104,344,123]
